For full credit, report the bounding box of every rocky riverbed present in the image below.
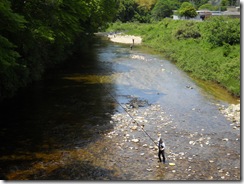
[6,100,239,180]
[101,100,240,180]
[218,103,240,130]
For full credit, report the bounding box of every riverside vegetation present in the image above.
[0,0,117,100]
[106,16,240,97]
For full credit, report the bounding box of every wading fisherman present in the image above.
[130,38,134,50]
[158,138,166,163]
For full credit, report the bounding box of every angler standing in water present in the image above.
[130,38,134,50]
[158,138,166,163]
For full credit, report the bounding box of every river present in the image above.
[0,36,240,180]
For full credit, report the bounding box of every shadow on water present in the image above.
[14,160,122,180]
[0,36,162,180]
[0,38,124,178]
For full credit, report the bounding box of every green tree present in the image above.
[178,2,197,19]
[192,0,209,8]
[115,0,137,22]
[0,0,117,100]
[136,0,157,10]
[204,16,240,46]
[198,3,219,10]
[0,0,27,99]
[115,0,152,23]
[151,0,177,20]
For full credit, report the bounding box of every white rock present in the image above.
[131,139,140,143]
[130,126,138,130]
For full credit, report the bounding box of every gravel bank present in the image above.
[218,103,240,129]
[107,33,142,44]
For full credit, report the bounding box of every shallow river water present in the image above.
[0,36,240,180]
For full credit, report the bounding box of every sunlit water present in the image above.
[0,36,240,180]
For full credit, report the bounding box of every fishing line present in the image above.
[98,79,157,146]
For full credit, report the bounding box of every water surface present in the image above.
[0,36,240,180]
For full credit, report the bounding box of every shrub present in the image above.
[204,16,240,46]
[174,22,201,39]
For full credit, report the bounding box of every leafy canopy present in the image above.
[178,2,197,18]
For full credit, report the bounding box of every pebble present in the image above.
[130,126,138,130]
[131,139,140,143]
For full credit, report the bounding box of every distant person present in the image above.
[130,38,135,50]
[158,138,166,163]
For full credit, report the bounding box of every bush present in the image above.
[204,16,240,46]
[174,22,201,39]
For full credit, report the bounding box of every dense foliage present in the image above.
[178,2,197,18]
[115,0,238,22]
[0,0,116,100]
[0,0,240,100]
[107,16,240,96]
[151,0,179,20]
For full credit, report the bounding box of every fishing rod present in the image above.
[98,80,158,147]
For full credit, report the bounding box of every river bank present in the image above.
[106,32,240,130]
[106,20,240,97]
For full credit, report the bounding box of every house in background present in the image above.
[173,6,240,21]
[222,6,240,18]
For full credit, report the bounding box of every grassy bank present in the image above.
[106,17,240,97]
